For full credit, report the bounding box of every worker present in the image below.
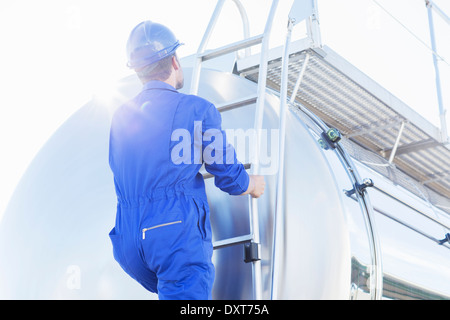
[108,21,265,300]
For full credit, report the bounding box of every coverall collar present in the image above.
[142,80,178,93]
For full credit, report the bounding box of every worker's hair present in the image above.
[136,54,175,83]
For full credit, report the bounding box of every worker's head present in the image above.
[126,21,184,88]
[134,53,184,89]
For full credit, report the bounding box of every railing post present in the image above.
[425,0,448,143]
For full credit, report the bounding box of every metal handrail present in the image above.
[190,0,251,95]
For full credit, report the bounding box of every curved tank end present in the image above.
[0,75,153,299]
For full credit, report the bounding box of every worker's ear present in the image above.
[172,55,181,71]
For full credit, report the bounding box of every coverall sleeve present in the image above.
[202,104,249,195]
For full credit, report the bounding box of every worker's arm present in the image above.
[202,104,265,198]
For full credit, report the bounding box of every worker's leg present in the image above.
[109,227,159,294]
[156,234,214,300]
[140,199,215,300]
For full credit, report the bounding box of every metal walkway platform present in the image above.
[237,39,450,210]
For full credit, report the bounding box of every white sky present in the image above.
[0,0,449,218]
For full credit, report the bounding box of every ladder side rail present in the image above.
[270,17,294,300]
[250,0,279,301]
[251,0,279,175]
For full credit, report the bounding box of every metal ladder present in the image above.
[190,0,280,300]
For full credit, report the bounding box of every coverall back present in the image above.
[108,80,249,299]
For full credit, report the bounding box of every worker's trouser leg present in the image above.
[109,197,215,300]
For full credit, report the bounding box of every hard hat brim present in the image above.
[127,41,183,69]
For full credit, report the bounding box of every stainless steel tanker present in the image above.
[0,63,449,299]
[1,0,450,301]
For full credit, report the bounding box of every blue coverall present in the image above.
[108,80,249,299]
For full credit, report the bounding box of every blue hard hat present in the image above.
[126,21,183,69]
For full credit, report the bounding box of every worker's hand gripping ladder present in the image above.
[190,0,280,300]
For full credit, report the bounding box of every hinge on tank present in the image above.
[243,242,261,263]
[344,178,374,197]
[318,128,342,150]
[438,233,450,245]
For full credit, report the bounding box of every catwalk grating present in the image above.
[237,41,450,213]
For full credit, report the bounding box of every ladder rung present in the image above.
[199,34,264,62]
[202,163,251,180]
[216,95,258,112]
[213,233,253,249]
